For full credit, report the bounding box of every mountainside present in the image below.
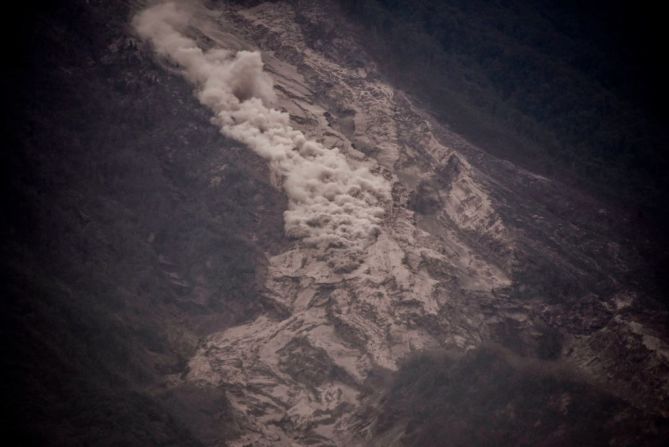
[3,1,668,446]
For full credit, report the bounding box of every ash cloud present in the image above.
[133,2,390,249]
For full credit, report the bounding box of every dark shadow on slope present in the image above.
[375,346,669,446]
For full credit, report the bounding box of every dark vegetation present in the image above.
[376,347,669,446]
[339,0,667,202]
[2,0,285,444]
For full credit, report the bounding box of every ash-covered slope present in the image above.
[132,1,668,445]
[4,0,668,446]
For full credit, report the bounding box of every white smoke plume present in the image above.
[133,2,390,249]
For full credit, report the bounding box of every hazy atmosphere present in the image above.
[3,0,668,446]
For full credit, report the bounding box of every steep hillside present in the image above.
[3,1,284,444]
[3,1,668,446]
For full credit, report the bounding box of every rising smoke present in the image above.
[133,2,390,249]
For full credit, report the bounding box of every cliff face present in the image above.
[4,1,668,446]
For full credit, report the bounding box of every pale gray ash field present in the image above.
[3,1,669,446]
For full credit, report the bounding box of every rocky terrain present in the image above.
[4,0,668,446]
